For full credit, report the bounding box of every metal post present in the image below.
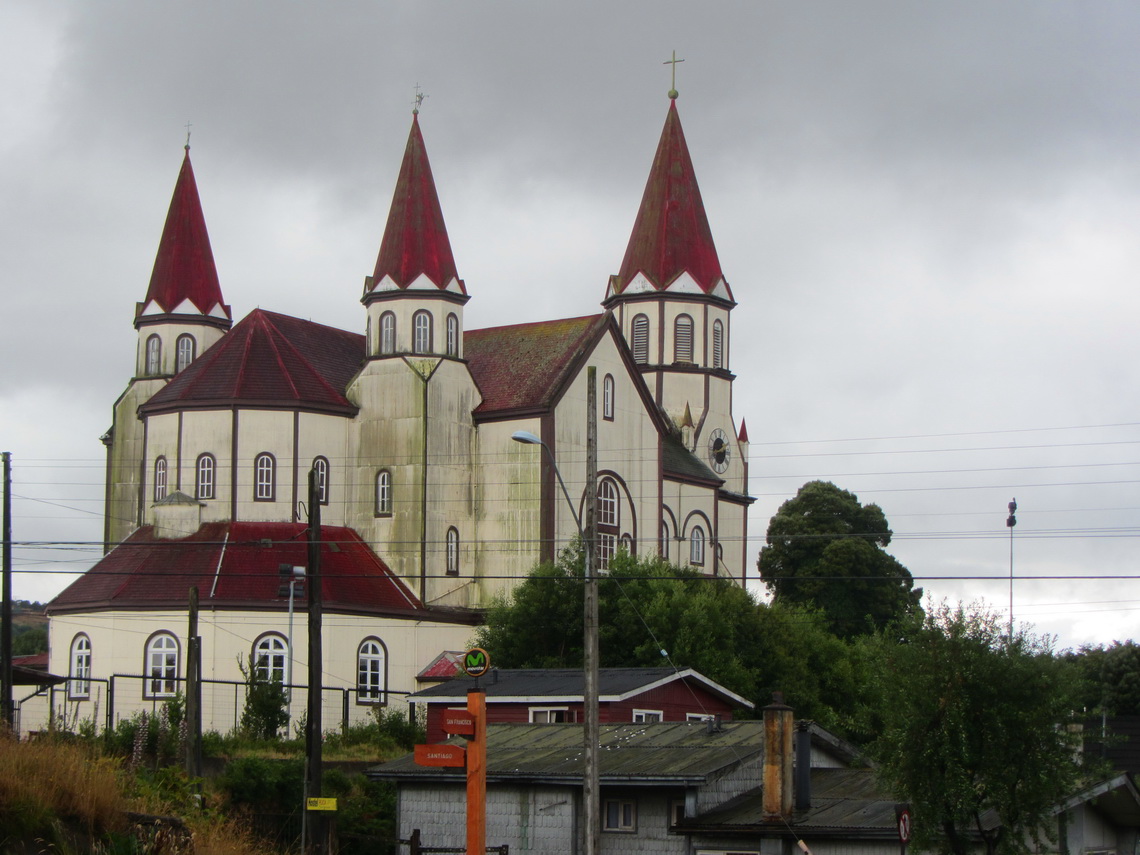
[1006,498,1017,641]
[305,468,324,854]
[2,451,12,728]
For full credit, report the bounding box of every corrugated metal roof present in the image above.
[662,433,721,485]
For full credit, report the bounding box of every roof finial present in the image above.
[184,120,192,151]
[663,50,684,100]
[412,83,428,115]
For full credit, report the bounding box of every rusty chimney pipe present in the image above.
[762,692,794,820]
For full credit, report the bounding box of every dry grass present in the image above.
[187,813,278,855]
[0,732,126,839]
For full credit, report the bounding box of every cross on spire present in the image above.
[412,83,428,115]
[184,120,192,150]
[663,50,684,99]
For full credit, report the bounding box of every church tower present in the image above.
[104,145,231,546]
[603,94,745,495]
[347,110,481,607]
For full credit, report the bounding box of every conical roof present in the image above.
[610,100,730,300]
[371,114,464,293]
[140,147,230,318]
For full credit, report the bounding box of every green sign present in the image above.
[463,647,490,677]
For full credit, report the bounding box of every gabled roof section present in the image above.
[370,114,464,294]
[663,433,721,486]
[609,100,730,300]
[139,147,231,320]
[407,667,753,710]
[47,522,429,617]
[465,315,609,416]
[142,310,363,416]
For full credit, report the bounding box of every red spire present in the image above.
[611,100,728,298]
[737,419,749,443]
[372,114,464,293]
[142,147,228,317]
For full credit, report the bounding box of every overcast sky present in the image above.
[2,1,1138,650]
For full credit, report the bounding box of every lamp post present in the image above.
[512,419,600,855]
[278,564,306,705]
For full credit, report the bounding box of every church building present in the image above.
[41,92,753,733]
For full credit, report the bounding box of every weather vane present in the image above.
[184,120,192,149]
[412,83,428,115]
[663,50,684,99]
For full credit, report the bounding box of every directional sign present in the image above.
[306,797,338,811]
[442,709,476,736]
[415,743,467,768]
[463,647,491,678]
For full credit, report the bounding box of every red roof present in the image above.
[48,522,425,616]
[611,100,728,297]
[141,147,230,318]
[738,418,749,443]
[465,315,608,415]
[372,114,464,293]
[142,310,363,415]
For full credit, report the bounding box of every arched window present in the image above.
[446,527,460,575]
[446,313,459,357]
[674,315,694,363]
[631,314,649,364]
[145,335,162,375]
[712,320,724,370]
[357,638,387,704]
[253,634,287,684]
[380,312,396,355]
[413,311,432,354]
[597,479,619,568]
[176,334,196,373]
[153,457,168,502]
[375,470,392,516]
[144,632,179,698]
[254,453,275,501]
[195,454,215,500]
[689,525,705,567]
[312,456,329,505]
[69,634,91,700]
[602,374,615,421]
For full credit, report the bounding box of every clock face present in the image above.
[707,428,730,473]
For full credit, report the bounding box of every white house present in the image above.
[34,91,754,733]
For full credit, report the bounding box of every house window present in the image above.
[690,525,705,566]
[632,709,662,723]
[602,374,615,421]
[253,634,287,684]
[313,456,329,505]
[375,470,392,516]
[195,454,215,500]
[69,634,91,700]
[686,713,716,721]
[446,313,459,357]
[712,320,724,369]
[176,334,196,373]
[380,312,396,355]
[357,638,387,704]
[413,310,432,354]
[153,457,168,502]
[254,453,275,501]
[631,314,649,364]
[145,334,162,375]
[530,707,569,723]
[674,315,693,363]
[446,527,460,575]
[597,478,618,569]
[144,633,179,698]
[603,799,637,833]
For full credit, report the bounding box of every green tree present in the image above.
[237,655,289,740]
[1066,640,1140,715]
[13,626,48,655]
[758,480,922,637]
[870,604,1085,855]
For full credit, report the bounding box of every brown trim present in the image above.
[142,400,358,418]
[602,290,736,311]
[175,411,183,492]
[253,452,277,502]
[539,413,556,565]
[134,312,232,332]
[362,288,471,308]
[229,409,239,520]
[46,600,482,624]
[291,412,299,523]
[139,419,149,527]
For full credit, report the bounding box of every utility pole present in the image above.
[2,451,13,729]
[1006,498,1017,641]
[185,586,202,779]
[305,468,324,854]
[583,367,599,855]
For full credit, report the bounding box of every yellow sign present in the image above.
[306,797,338,811]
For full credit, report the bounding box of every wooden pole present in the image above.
[305,469,324,854]
[184,587,201,778]
[583,367,599,855]
[467,688,486,855]
[1,451,13,729]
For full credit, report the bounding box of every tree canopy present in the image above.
[757,480,922,637]
[1066,640,1140,715]
[870,604,1086,855]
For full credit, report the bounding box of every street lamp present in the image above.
[511,428,600,855]
[278,564,306,704]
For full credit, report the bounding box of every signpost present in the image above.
[896,804,912,855]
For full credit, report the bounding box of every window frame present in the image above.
[312,456,330,505]
[446,526,460,576]
[712,319,724,369]
[446,313,459,357]
[357,637,388,705]
[632,709,662,723]
[145,334,162,375]
[603,798,638,833]
[689,525,706,566]
[252,633,288,685]
[195,453,216,500]
[674,314,694,363]
[69,634,91,700]
[176,334,196,373]
[413,310,432,355]
[143,632,179,699]
[254,453,276,502]
[379,311,396,355]
[375,469,392,516]
[631,314,649,364]
[529,706,570,723]
[602,374,615,421]
[597,478,619,569]
[153,456,168,502]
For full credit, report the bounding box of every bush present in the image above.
[238,656,289,741]
[218,757,304,813]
